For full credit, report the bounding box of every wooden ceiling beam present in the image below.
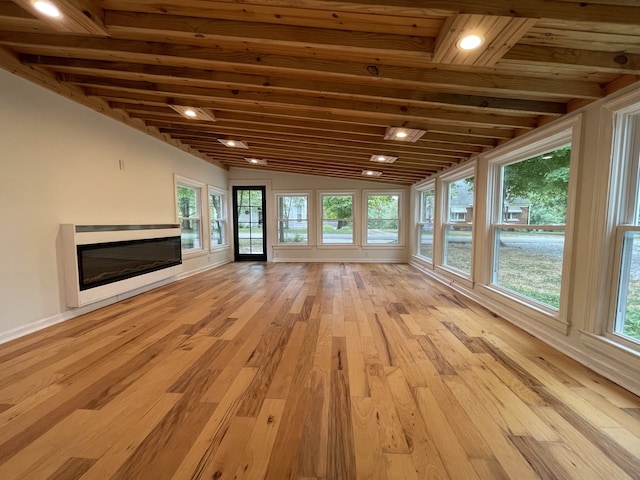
[0,32,603,99]
[139,117,483,154]
[91,87,515,139]
[21,55,567,115]
[503,44,640,75]
[11,0,108,35]
[315,0,640,26]
[61,74,539,129]
[104,10,434,58]
[110,101,500,147]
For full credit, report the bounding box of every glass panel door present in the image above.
[233,186,267,261]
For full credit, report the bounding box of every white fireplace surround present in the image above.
[61,224,183,307]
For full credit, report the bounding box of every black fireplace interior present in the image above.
[77,236,182,290]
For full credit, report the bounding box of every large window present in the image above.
[321,193,354,244]
[443,174,474,275]
[366,193,400,245]
[176,177,203,252]
[490,139,573,310]
[277,194,309,244]
[613,111,640,343]
[417,187,435,260]
[209,187,227,248]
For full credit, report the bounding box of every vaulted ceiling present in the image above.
[1,1,639,185]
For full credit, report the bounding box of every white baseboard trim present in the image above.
[272,257,403,263]
[0,260,231,345]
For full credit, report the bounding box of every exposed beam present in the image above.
[91,88,516,139]
[60,74,539,129]
[503,44,640,75]
[21,55,567,116]
[0,32,603,99]
[11,0,108,35]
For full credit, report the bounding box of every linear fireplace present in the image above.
[62,224,183,307]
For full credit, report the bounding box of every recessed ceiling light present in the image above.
[218,139,249,149]
[371,154,398,164]
[245,158,267,165]
[33,0,61,18]
[384,127,426,143]
[457,34,484,51]
[362,170,382,177]
[169,105,216,121]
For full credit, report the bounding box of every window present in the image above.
[277,194,309,244]
[321,193,354,244]
[490,138,573,311]
[176,177,203,252]
[443,174,474,275]
[209,187,227,248]
[366,193,400,245]
[417,187,435,260]
[612,111,640,344]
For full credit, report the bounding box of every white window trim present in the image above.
[274,191,313,247]
[175,175,207,258]
[482,115,581,327]
[415,181,436,263]
[362,189,404,248]
[437,164,476,282]
[208,185,228,251]
[317,191,358,247]
[606,100,640,349]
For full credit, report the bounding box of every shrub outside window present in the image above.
[277,194,309,244]
[366,193,399,244]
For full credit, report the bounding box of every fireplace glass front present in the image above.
[77,236,182,290]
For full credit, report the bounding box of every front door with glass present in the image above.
[233,186,267,261]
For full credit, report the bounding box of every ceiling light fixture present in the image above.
[218,139,249,149]
[457,34,484,51]
[169,105,216,121]
[245,158,267,165]
[371,154,398,164]
[33,0,61,18]
[541,154,553,160]
[384,127,426,143]
[362,170,382,177]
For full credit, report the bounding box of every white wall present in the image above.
[228,168,410,263]
[0,69,230,342]
[410,81,640,396]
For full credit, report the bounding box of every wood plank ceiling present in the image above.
[1,1,639,185]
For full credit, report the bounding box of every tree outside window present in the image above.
[366,194,399,244]
[177,183,202,251]
[277,194,309,244]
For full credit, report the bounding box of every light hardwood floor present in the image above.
[0,262,639,479]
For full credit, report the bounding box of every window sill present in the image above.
[274,244,313,248]
[182,249,207,260]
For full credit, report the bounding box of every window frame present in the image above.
[416,183,436,262]
[363,190,404,247]
[438,165,476,279]
[208,185,228,250]
[608,106,640,348]
[318,191,357,247]
[484,119,580,324]
[275,192,311,246]
[175,175,206,257]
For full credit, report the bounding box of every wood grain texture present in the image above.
[0,262,639,479]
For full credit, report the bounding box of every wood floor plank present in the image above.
[0,262,637,479]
